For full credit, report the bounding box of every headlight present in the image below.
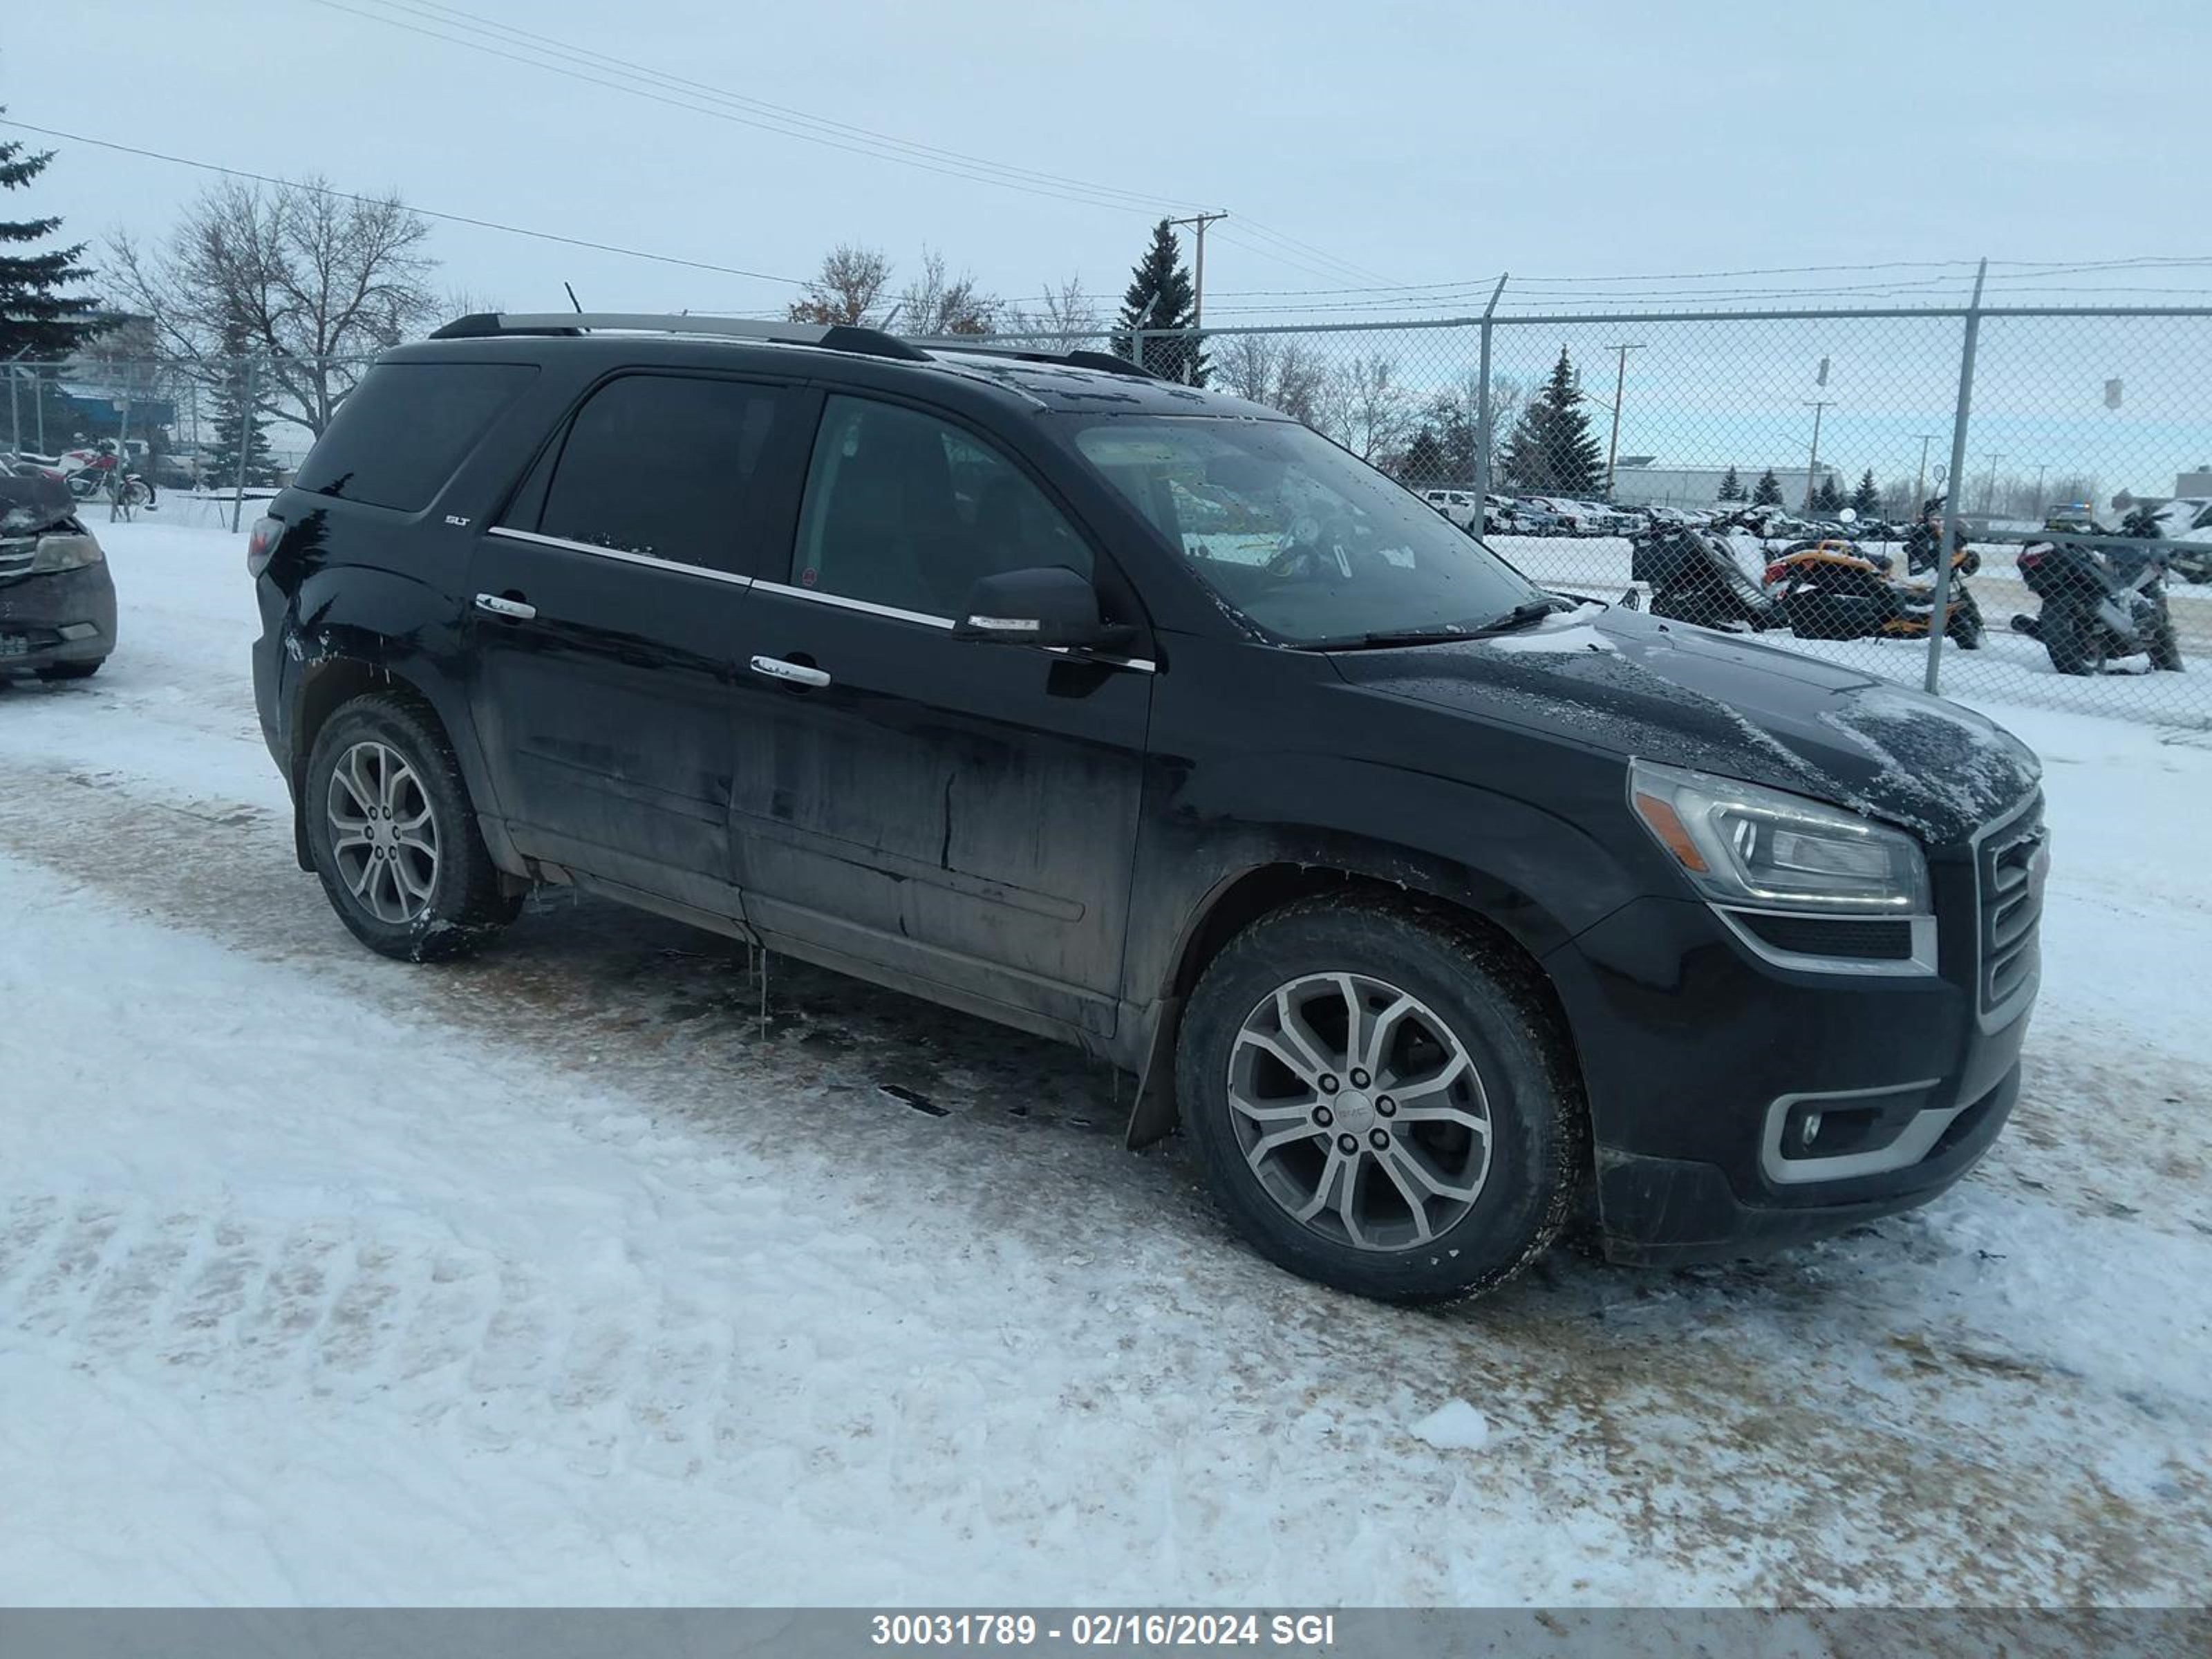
[1629,758,1929,914]
[28,533,104,574]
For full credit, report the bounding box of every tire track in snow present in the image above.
[3,754,2210,1602]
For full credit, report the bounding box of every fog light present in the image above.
[58,622,99,641]
[1799,1112,1824,1150]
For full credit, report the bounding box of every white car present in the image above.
[1419,488,1481,531]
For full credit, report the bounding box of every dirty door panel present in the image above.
[465,371,800,913]
[729,393,1149,1038]
[730,597,1150,1036]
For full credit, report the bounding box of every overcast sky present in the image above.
[10,0,2210,324]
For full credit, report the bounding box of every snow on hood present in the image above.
[1332,608,2041,844]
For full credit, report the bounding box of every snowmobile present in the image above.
[2009,532,2182,675]
[1627,521,1777,632]
[1762,538,1986,648]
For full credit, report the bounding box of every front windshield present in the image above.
[1070,417,1541,645]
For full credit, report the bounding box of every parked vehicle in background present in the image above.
[57,440,156,508]
[1629,520,1777,632]
[0,462,115,681]
[1418,488,1481,531]
[1764,534,1987,649]
[2012,529,2183,675]
[250,310,2047,1306]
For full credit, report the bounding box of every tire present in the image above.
[2041,607,2101,676]
[1947,609,1985,650]
[1177,896,1584,1305]
[303,692,523,962]
[2148,610,2184,673]
[34,659,103,682]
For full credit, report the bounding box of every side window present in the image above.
[294,362,536,511]
[791,395,1091,617]
[523,375,785,568]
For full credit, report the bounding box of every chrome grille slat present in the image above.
[1976,797,2045,1015]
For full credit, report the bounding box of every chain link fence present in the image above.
[11,301,2211,727]
[962,296,2212,729]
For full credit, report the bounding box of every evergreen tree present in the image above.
[1110,219,1207,386]
[204,318,278,487]
[0,117,102,364]
[1716,465,1743,502]
[1851,469,1881,515]
[1751,467,1784,507]
[1395,393,1477,489]
[1813,474,1844,513]
[1500,348,1604,495]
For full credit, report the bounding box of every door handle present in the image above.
[749,654,832,688]
[475,592,536,620]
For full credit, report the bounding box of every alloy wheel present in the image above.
[1226,971,1493,1251]
[325,740,440,925]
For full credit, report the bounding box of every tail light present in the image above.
[2018,548,2045,569]
[1763,561,1788,583]
[245,514,285,577]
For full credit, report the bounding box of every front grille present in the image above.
[1737,912,1915,960]
[1979,797,2046,1012]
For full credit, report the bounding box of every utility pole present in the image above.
[1911,432,1940,515]
[1602,342,1644,496]
[1980,451,2007,515]
[1803,400,1836,510]
[1165,211,1230,330]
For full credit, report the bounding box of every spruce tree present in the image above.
[1500,348,1604,495]
[1850,469,1881,515]
[204,320,277,488]
[1111,219,1207,386]
[0,118,102,364]
[1751,468,1784,507]
[1716,465,1743,502]
[1813,474,1844,513]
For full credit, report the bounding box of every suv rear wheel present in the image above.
[303,693,522,961]
[1178,897,1583,1304]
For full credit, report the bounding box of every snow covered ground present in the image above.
[3,519,2209,1607]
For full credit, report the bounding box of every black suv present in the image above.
[250,313,2047,1303]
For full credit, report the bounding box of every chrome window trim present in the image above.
[749,577,955,630]
[1759,1078,1958,1186]
[749,578,1156,671]
[1716,906,1938,977]
[485,525,755,588]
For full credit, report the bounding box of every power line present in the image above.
[315,0,1393,290]
[0,117,805,289]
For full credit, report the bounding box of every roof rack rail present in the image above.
[427,311,929,362]
[921,342,1162,381]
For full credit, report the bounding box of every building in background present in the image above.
[1607,458,1838,508]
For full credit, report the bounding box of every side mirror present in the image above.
[953,565,1129,650]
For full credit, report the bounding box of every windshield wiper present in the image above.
[1302,599,1566,652]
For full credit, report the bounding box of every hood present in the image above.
[1329,606,2040,845]
[0,469,77,538]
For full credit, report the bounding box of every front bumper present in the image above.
[0,563,118,674]
[1544,800,2040,1266]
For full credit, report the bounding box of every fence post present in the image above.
[231,357,259,534]
[110,389,133,523]
[1470,274,1509,517]
[1922,259,1987,695]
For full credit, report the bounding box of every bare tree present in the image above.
[1315,353,1411,462]
[104,176,437,435]
[894,248,999,337]
[1004,274,1101,351]
[786,243,893,326]
[1210,334,1327,425]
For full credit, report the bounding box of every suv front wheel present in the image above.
[303,693,523,961]
[1179,898,1583,1304]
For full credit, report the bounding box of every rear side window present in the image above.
[521,375,785,569]
[293,362,535,512]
